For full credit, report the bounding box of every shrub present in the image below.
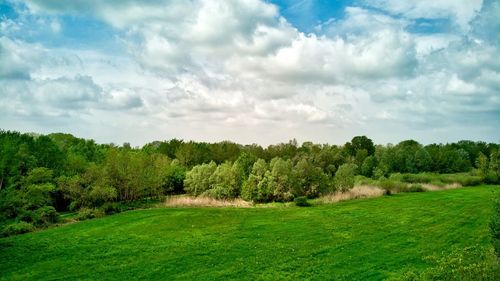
[1,221,35,237]
[294,196,310,207]
[379,179,408,193]
[76,208,104,221]
[33,206,58,226]
[400,246,500,281]
[334,164,357,192]
[100,202,121,215]
[407,184,425,193]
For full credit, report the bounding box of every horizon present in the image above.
[1,0,499,146]
[2,128,499,148]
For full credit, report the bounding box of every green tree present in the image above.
[268,157,296,202]
[206,162,242,199]
[163,160,186,194]
[414,148,433,172]
[293,158,328,198]
[184,161,217,196]
[241,159,269,202]
[361,156,377,177]
[476,152,489,179]
[334,164,357,192]
[345,136,375,156]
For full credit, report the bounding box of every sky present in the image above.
[0,0,499,146]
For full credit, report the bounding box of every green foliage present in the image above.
[0,221,34,237]
[345,136,375,156]
[204,162,242,199]
[400,247,499,281]
[267,157,296,202]
[88,185,117,207]
[1,129,499,236]
[407,184,425,193]
[241,159,269,202]
[100,202,121,215]
[184,161,217,196]
[23,183,56,210]
[22,167,54,185]
[32,206,58,226]
[361,155,377,177]
[293,158,328,197]
[76,208,104,221]
[163,160,186,194]
[334,163,357,192]
[378,178,409,193]
[294,196,310,207]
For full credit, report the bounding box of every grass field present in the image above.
[0,186,497,280]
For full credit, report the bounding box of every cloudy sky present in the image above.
[0,0,499,146]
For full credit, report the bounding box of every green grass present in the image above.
[0,186,497,280]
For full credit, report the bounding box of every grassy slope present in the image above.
[0,186,497,281]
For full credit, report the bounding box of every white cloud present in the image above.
[364,0,483,31]
[1,0,498,145]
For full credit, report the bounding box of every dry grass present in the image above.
[421,183,462,191]
[317,185,385,204]
[164,196,252,208]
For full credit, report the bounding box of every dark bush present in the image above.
[1,221,35,237]
[100,202,121,215]
[33,206,58,226]
[294,196,311,207]
[407,184,425,193]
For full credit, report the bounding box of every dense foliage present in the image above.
[1,129,499,235]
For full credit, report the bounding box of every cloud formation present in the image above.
[0,0,498,145]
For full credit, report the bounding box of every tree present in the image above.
[361,156,377,177]
[345,136,375,156]
[293,158,328,198]
[234,152,258,179]
[206,162,242,199]
[476,152,489,179]
[241,159,269,202]
[414,148,433,172]
[184,161,217,196]
[268,157,296,202]
[334,164,357,192]
[163,160,186,194]
[490,149,500,178]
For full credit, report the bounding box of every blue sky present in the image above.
[0,0,499,146]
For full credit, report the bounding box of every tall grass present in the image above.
[317,185,385,204]
[164,196,252,208]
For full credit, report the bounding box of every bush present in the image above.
[294,196,311,207]
[100,202,121,215]
[399,246,500,281]
[76,208,104,221]
[33,206,58,226]
[1,221,35,237]
[407,184,425,193]
[379,179,408,193]
[334,164,357,192]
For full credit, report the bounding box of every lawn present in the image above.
[0,186,497,280]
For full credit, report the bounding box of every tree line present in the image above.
[1,130,499,235]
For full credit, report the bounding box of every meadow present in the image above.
[1,185,497,280]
